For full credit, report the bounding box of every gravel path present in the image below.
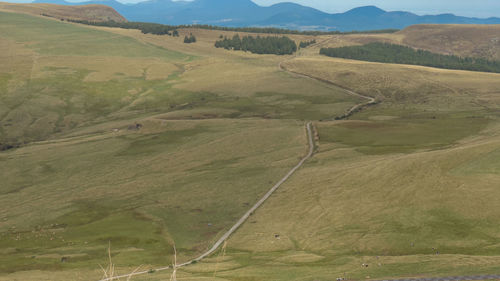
[99,123,314,281]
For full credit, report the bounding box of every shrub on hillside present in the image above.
[184,33,197,43]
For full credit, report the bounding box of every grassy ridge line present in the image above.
[320,42,500,73]
[98,123,315,281]
[0,2,126,22]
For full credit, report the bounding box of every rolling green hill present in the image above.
[1,7,500,281]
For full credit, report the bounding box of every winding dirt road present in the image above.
[99,122,315,281]
[100,57,376,281]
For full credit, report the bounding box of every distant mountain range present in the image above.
[32,0,500,31]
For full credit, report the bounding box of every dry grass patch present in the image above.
[400,24,500,60]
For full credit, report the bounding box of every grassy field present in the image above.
[0,9,354,280]
[0,118,309,279]
[213,121,500,280]
[1,7,500,281]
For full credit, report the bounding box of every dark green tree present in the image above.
[67,19,400,37]
[184,33,197,43]
[320,42,500,73]
[299,39,316,48]
[215,35,297,55]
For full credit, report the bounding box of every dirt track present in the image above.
[99,122,315,281]
[100,56,379,281]
[278,59,376,119]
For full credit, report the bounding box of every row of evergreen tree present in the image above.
[320,43,500,73]
[68,20,180,36]
[184,25,399,36]
[67,19,398,37]
[215,35,297,55]
[299,39,317,48]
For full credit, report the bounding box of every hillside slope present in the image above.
[400,24,500,61]
[0,11,359,280]
[0,2,126,22]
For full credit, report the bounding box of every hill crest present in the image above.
[0,1,126,22]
